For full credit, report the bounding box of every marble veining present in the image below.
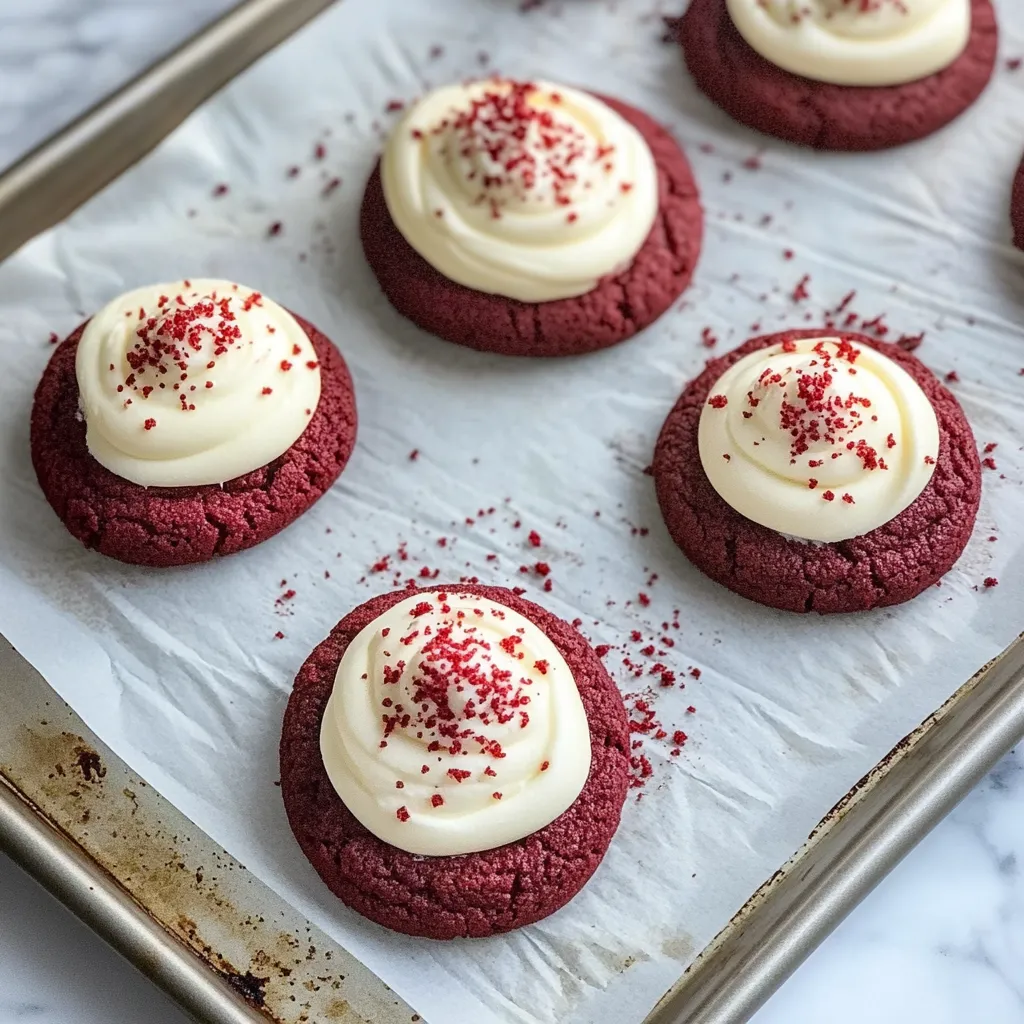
[2,2,1024,1023]
[0,0,236,169]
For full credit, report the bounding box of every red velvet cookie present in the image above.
[653,330,981,613]
[31,316,357,567]
[280,584,630,939]
[1011,153,1024,250]
[360,95,703,357]
[669,0,998,151]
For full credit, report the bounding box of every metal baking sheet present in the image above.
[2,1,1024,1022]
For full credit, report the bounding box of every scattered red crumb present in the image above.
[594,644,612,659]
[984,442,998,454]
[1007,57,1022,71]
[267,221,283,237]
[314,142,327,160]
[701,327,718,348]
[396,806,410,822]
[895,333,925,352]
[385,99,405,112]
[791,274,811,302]
[527,530,542,548]
[534,562,551,577]
[782,249,794,261]
[47,331,59,345]
[143,418,156,431]
[430,793,444,807]
[322,176,342,197]
[638,592,650,607]
[689,667,701,680]
[408,448,420,461]
[687,706,697,714]
[629,754,653,788]
[212,183,229,197]
[708,394,728,409]
[274,631,285,640]
[984,577,999,588]
[945,370,959,383]
[983,457,998,471]
[859,314,889,338]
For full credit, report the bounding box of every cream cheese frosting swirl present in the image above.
[725,0,970,87]
[699,337,939,543]
[320,590,591,857]
[381,78,659,303]
[75,279,321,487]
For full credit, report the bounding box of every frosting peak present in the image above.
[725,0,970,86]
[381,78,659,303]
[699,337,940,542]
[320,590,591,856]
[75,280,321,487]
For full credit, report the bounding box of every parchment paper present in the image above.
[2,2,1024,1022]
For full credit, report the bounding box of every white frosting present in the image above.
[725,0,970,87]
[75,279,321,487]
[698,337,939,543]
[381,78,659,303]
[320,590,592,857]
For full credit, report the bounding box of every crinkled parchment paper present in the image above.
[1,2,1023,1022]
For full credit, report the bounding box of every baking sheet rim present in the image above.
[2,2,1024,1021]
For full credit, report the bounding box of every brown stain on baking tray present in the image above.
[1,711,390,1023]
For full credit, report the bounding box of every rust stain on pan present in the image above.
[1,721,385,1023]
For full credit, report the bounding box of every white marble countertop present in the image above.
[2,2,1024,1023]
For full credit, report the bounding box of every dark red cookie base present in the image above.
[280,584,630,939]
[1011,153,1024,250]
[653,330,981,613]
[31,315,357,568]
[671,0,998,151]
[360,95,703,357]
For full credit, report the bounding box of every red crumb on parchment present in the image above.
[267,489,703,792]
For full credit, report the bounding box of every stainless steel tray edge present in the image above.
[646,635,1024,1023]
[0,0,340,264]
[2,1,1024,1021]
[0,638,415,1024]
